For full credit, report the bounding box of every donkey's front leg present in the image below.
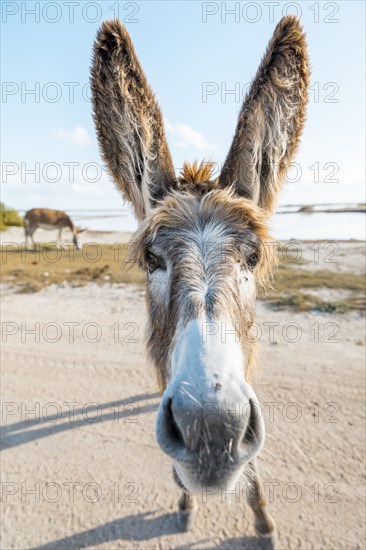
[173,467,198,531]
[246,460,277,548]
[177,491,198,531]
[58,228,65,249]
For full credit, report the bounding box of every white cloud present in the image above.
[52,125,91,148]
[166,120,219,152]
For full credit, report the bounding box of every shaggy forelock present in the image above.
[133,187,274,282]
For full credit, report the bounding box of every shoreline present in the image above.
[0,226,365,245]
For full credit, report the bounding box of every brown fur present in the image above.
[24,208,74,230]
[177,160,219,194]
[24,209,82,249]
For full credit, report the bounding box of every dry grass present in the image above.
[261,263,365,312]
[1,242,364,312]
[0,243,145,292]
[273,265,365,292]
[264,292,364,313]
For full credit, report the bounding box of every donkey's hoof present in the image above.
[176,509,196,532]
[257,531,277,550]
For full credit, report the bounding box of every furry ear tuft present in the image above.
[91,19,176,221]
[219,15,310,214]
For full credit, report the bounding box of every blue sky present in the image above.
[1,1,365,225]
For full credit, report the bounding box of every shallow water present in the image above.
[271,212,365,240]
[74,210,365,241]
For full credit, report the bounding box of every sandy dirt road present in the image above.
[1,281,365,549]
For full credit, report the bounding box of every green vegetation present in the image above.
[298,205,314,212]
[265,292,353,313]
[0,203,23,231]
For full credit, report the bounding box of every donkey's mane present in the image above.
[177,160,218,194]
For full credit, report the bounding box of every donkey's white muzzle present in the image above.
[155,318,265,492]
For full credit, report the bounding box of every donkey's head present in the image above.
[73,226,86,250]
[91,16,309,493]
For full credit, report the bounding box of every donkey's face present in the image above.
[92,16,309,492]
[133,189,271,490]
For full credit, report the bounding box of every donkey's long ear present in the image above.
[219,16,309,214]
[91,19,176,221]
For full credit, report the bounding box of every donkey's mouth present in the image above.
[172,452,249,495]
[156,389,265,494]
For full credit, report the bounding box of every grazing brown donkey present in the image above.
[91,15,309,546]
[24,208,83,249]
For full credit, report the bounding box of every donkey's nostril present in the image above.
[242,399,262,446]
[168,398,183,444]
[156,396,188,460]
[169,394,202,451]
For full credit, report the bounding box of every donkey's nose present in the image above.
[169,393,204,451]
[156,382,264,462]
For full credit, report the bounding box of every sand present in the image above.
[1,232,365,549]
[0,226,133,247]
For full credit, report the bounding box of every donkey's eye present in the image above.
[146,251,165,274]
[247,253,259,270]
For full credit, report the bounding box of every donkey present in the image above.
[91,15,309,545]
[24,208,84,249]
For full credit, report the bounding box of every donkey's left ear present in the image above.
[219,16,310,214]
[91,19,176,222]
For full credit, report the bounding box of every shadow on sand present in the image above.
[33,511,270,550]
[3,390,274,550]
[1,392,159,451]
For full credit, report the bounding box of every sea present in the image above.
[67,205,365,241]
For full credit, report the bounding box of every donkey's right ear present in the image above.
[91,19,176,221]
